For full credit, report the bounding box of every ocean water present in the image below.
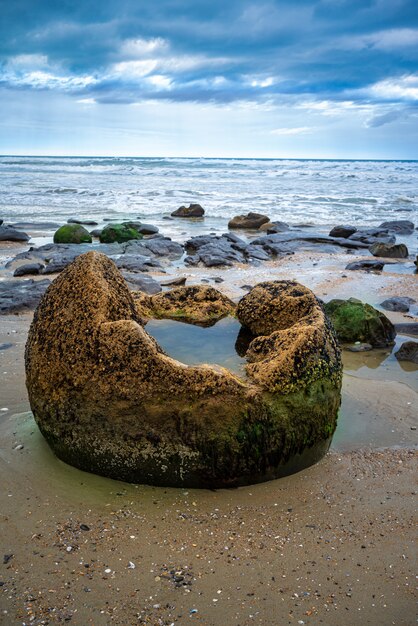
[1,156,417,241]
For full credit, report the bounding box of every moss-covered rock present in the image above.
[99,223,143,244]
[324,297,396,347]
[25,253,342,488]
[53,224,92,244]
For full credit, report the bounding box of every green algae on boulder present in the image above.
[324,297,396,347]
[53,224,92,244]
[99,223,143,244]
[25,252,342,488]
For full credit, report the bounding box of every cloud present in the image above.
[0,0,417,125]
[367,75,418,101]
[270,126,313,136]
[365,109,406,127]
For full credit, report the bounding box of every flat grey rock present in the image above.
[10,221,61,230]
[115,254,161,272]
[68,218,99,226]
[0,278,51,314]
[123,272,162,294]
[345,260,386,271]
[348,228,395,245]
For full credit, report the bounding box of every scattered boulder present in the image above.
[228,212,270,230]
[329,225,357,238]
[380,297,416,313]
[395,341,418,364]
[0,225,30,242]
[324,297,396,347]
[90,228,103,238]
[171,204,205,218]
[100,223,143,244]
[369,242,409,258]
[25,254,342,488]
[379,220,414,234]
[13,263,45,277]
[54,224,92,244]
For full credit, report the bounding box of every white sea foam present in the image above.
[0,156,417,241]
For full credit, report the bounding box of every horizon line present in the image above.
[1,153,417,163]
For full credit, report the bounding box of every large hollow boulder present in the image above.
[25,252,342,488]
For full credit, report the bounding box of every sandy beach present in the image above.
[1,241,417,625]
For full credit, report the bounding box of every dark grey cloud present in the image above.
[1,0,417,106]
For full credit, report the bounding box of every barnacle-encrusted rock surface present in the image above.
[26,252,342,488]
[133,285,236,326]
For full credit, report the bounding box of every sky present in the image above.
[0,0,417,159]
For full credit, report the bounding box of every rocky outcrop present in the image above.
[171,204,205,218]
[369,242,409,258]
[26,253,342,488]
[324,298,396,347]
[54,224,92,244]
[228,212,270,229]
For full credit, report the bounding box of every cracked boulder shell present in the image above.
[25,252,342,488]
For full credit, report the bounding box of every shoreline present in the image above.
[1,230,417,625]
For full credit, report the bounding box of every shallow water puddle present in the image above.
[145,316,248,377]
[342,333,418,391]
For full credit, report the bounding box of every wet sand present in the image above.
[1,249,417,625]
